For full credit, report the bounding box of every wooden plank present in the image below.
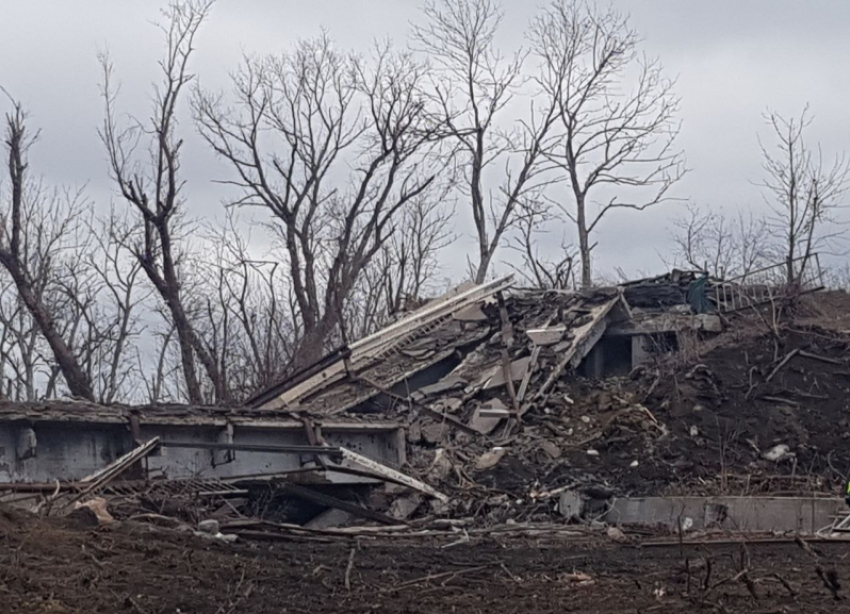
[81,437,161,483]
[65,437,162,509]
[339,446,449,503]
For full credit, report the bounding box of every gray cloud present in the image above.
[2,0,848,281]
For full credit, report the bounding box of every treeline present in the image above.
[0,0,844,404]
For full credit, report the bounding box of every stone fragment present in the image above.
[389,494,424,521]
[197,519,220,534]
[475,447,507,470]
[558,490,584,520]
[540,440,562,459]
[762,444,792,462]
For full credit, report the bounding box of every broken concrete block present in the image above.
[421,422,450,445]
[558,490,584,520]
[389,494,423,521]
[551,340,573,354]
[526,327,567,346]
[407,421,423,443]
[469,399,508,434]
[198,519,220,534]
[689,425,699,437]
[412,376,467,399]
[475,447,507,470]
[762,444,792,462]
[481,356,532,390]
[453,303,489,322]
[540,440,561,459]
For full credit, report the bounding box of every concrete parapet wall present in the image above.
[605,496,845,534]
[0,421,404,484]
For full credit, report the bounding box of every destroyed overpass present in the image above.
[3,262,845,535]
[247,273,723,425]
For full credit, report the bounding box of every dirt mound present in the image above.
[406,318,850,523]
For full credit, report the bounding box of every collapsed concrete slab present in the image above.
[605,496,846,535]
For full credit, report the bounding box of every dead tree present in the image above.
[100,0,225,403]
[760,107,850,285]
[506,205,575,290]
[532,0,685,287]
[0,278,41,400]
[0,103,95,400]
[412,0,560,284]
[194,37,441,369]
[345,192,454,340]
[671,203,774,280]
[187,213,300,401]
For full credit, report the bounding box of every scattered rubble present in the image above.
[1,272,848,544]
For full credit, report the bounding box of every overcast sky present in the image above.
[2,0,849,282]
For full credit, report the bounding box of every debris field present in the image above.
[3,272,850,613]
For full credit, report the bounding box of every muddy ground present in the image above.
[1,507,848,614]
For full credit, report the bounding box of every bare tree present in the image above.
[183,213,301,401]
[506,205,575,290]
[344,192,454,340]
[0,277,42,400]
[194,36,442,369]
[100,0,224,403]
[412,0,560,284]
[0,103,95,400]
[532,0,685,287]
[759,107,850,284]
[671,203,774,280]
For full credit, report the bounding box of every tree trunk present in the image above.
[170,300,204,404]
[3,261,94,401]
[474,251,492,284]
[576,195,592,288]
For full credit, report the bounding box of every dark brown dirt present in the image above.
[1,509,849,613]
[462,318,850,504]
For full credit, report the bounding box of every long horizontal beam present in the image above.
[160,441,343,459]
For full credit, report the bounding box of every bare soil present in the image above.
[1,507,848,613]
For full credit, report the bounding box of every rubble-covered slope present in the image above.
[405,315,850,522]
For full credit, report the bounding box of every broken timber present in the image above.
[67,437,162,508]
[339,446,449,503]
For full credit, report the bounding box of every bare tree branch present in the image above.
[532,0,685,287]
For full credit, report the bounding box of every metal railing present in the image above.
[713,254,824,313]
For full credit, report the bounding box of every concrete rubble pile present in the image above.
[3,268,850,540]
